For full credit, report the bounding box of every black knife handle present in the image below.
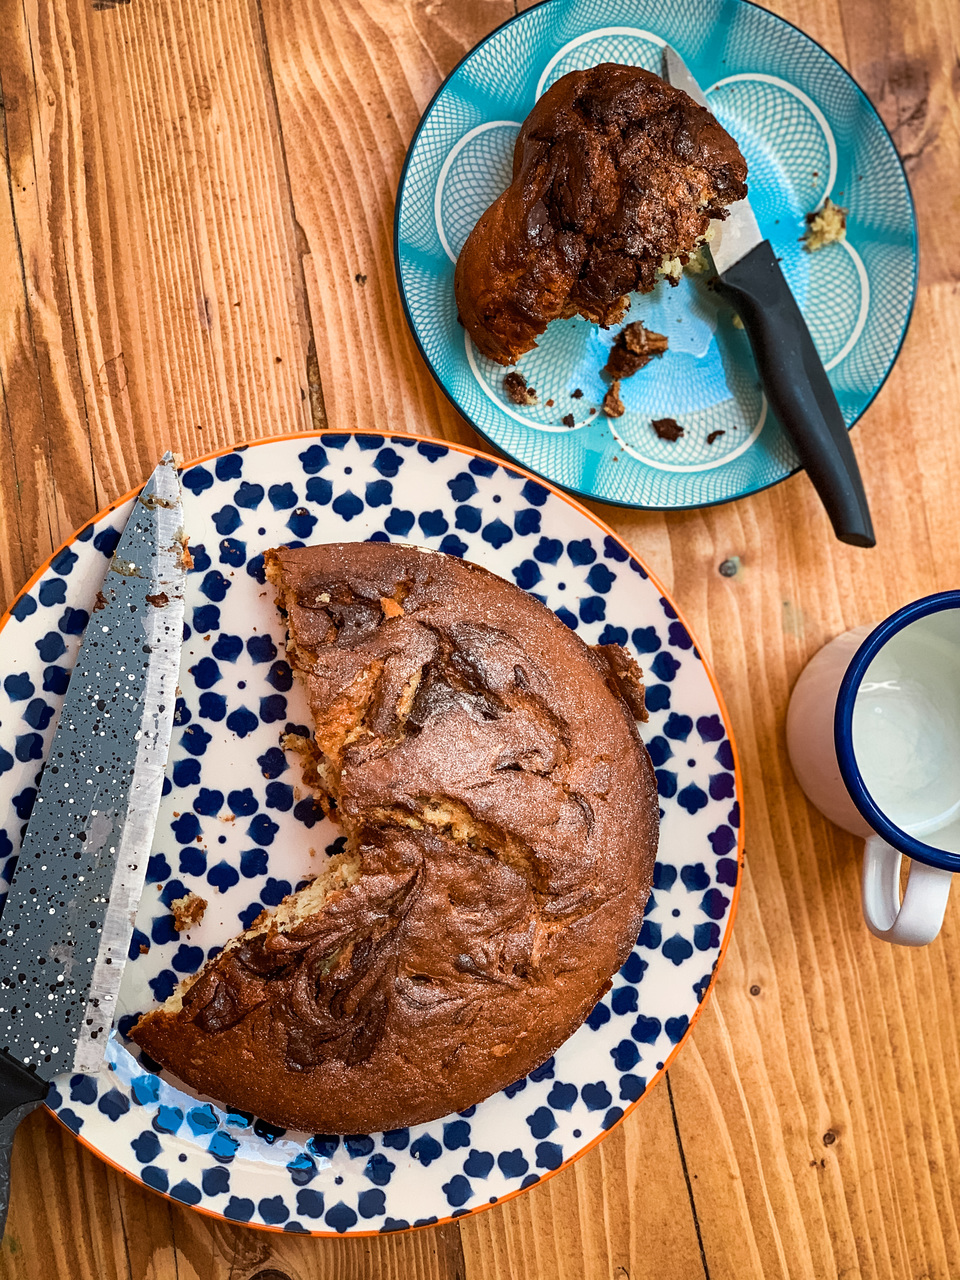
[0,1051,48,1240]
[714,239,876,548]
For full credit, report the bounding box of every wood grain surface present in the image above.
[1,0,959,1276]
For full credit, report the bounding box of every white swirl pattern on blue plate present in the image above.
[395,0,917,508]
[0,435,741,1234]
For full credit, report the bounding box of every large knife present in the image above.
[662,46,876,549]
[0,453,185,1234]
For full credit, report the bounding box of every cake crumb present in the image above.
[685,244,711,275]
[604,322,668,380]
[660,255,683,281]
[562,413,576,428]
[93,590,108,612]
[139,943,150,955]
[380,596,404,618]
[652,417,684,442]
[177,534,194,571]
[503,371,537,405]
[602,381,625,418]
[171,892,208,933]
[571,388,583,399]
[802,196,848,251]
[546,398,555,407]
[706,430,726,445]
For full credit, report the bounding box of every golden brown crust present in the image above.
[455,64,748,365]
[132,543,659,1133]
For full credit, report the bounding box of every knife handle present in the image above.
[0,1052,48,1240]
[714,239,876,548]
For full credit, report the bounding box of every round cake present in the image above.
[455,63,748,365]
[131,542,659,1133]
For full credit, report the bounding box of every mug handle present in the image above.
[861,835,953,946]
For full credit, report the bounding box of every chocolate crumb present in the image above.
[139,943,150,955]
[604,322,668,380]
[562,413,576,428]
[706,430,726,445]
[503,371,538,405]
[93,590,108,612]
[589,407,596,415]
[546,398,555,408]
[571,388,583,399]
[171,892,208,933]
[145,592,170,608]
[602,381,625,418]
[354,272,367,285]
[652,417,684,441]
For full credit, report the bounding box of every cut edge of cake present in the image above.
[142,848,364,1021]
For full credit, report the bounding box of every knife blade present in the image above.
[0,452,185,1234]
[662,46,876,549]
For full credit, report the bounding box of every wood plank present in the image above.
[0,0,70,607]
[654,281,960,1278]
[0,0,317,615]
[839,0,960,288]
[459,1083,707,1280]
[257,0,516,445]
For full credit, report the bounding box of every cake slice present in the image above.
[131,543,659,1133]
[455,63,748,365]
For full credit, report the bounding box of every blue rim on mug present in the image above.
[835,590,960,873]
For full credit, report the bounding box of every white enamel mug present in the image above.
[787,591,960,946]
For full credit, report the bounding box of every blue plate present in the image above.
[394,0,917,509]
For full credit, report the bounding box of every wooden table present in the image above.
[1,0,959,1276]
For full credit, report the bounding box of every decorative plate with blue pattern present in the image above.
[0,434,742,1235]
[395,0,917,509]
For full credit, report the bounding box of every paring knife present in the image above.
[0,453,185,1235]
[662,46,876,549]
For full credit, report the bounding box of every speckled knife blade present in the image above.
[0,454,185,1076]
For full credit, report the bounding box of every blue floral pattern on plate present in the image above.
[0,434,742,1234]
[394,0,917,509]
